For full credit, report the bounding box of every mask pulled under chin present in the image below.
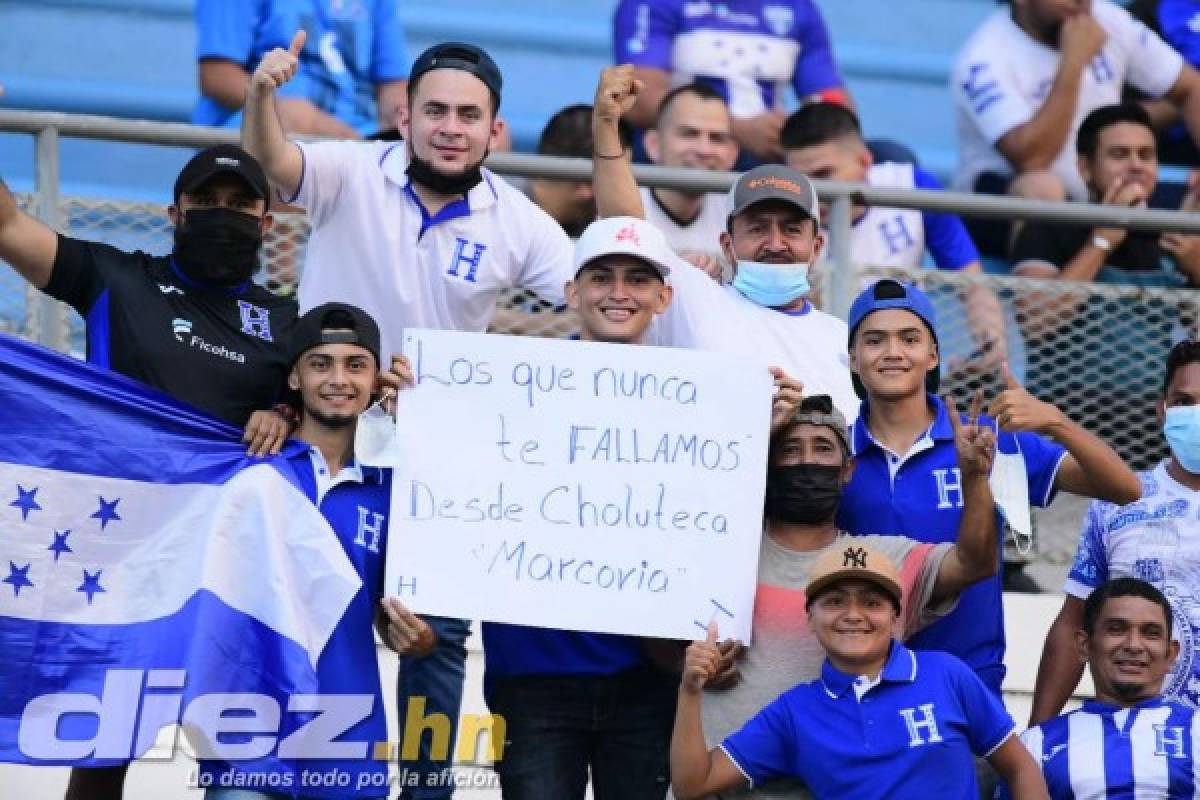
[1165,405,1200,473]
[764,463,843,525]
[406,151,485,196]
[172,207,263,286]
[731,260,811,308]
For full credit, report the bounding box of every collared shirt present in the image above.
[951,0,1182,199]
[201,446,392,797]
[1010,697,1200,800]
[291,140,574,360]
[721,642,1014,800]
[642,256,859,420]
[1067,463,1200,707]
[837,394,1067,692]
[44,234,296,427]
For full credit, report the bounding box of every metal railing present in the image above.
[3,109,1200,569]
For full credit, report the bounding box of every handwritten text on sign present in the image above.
[383,329,772,641]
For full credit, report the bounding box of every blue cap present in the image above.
[847,279,940,396]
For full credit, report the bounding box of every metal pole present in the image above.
[33,126,69,352]
[827,195,854,321]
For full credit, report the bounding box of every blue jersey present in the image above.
[1067,463,1200,707]
[482,622,647,684]
[837,395,1066,693]
[1004,698,1200,800]
[613,0,844,118]
[194,0,409,134]
[722,643,1014,799]
[201,447,392,797]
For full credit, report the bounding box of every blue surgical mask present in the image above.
[1165,405,1200,473]
[731,260,811,307]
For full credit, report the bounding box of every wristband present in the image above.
[272,403,300,429]
[594,148,627,160]
[1091,234,1113,252]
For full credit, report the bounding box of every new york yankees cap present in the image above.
[806,543,903,611]
[174,145,270,206]
[289,302,382,368]
[410,42,503,104]
[574,216,674,278]
[727,164,820,223]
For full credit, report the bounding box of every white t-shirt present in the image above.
[643,256,860,419]
[1066,462,1200,706]
[951,0,1183,199]
[850,163,927,271]
[291,140,574,359]
[640,186,728,258]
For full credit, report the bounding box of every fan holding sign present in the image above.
[383,215,800,800]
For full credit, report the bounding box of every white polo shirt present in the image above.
[643,256,860,419]
[292,140,574,359]
[951,0,1183,199]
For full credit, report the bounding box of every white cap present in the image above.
[573,216,674,277]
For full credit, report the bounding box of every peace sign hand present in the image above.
[946,390,996,482]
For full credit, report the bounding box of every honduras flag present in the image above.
[0,334,361,772]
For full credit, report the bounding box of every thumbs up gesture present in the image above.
[250,30,307,94]
[988,362,1067,436]
[682,621,723,694]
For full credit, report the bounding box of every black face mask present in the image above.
[173,207,263,286]
[406,149,485,196]
[764,463,844,525]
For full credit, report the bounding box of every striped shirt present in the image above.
[1010,698,1200,799]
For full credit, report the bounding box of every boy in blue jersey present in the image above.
[204,301,433,800]
[838,278,1140,694]
[670,544,1048,800]
[1005,578,1198,800]
[481,214,803,800]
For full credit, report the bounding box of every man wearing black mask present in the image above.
[0,145,296,453]
[697,394,1002,799]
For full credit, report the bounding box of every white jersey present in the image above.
[292,140,574,359]
[952,0,1182,199]
[640,186,727,259]
[850,163,927,271]
[643,256,860,419]
[1066,462,1200,706]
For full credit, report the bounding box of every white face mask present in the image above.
[354,391,400,467]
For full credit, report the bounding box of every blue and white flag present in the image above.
[0,333,361,769]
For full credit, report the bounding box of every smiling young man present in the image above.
[837,278,1139,718]
[202,301,434,800]
[669,545,1048,800]
[697,391,1000,799]
[242,35,573,361]
[591,66,858,417]
[1009,579,1198,799]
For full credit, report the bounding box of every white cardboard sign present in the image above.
[383,328,772,641]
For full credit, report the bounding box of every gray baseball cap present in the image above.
[726,165,820,222]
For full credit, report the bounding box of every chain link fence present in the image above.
[4,194,1194,567]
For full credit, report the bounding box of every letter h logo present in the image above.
[877,215,915,257]
[354,506,385,554]
[933,468,964,510]
[447,237,487,283]
[1155,724,1186,758]
[237,301,273,342]
[899,704,943,747]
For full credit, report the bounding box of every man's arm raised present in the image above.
[932,391,1000,604]
[1028,595,1086,725]
[988,363,1141,505]
[241,30,307,200]
[593,65,647,220]
[0,176,58,289]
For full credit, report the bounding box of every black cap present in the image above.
[289,303,382,368]
[174,145,270,206]
[409,42,502,106]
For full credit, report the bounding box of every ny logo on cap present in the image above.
[615,226,641,246]
[843,547,867,568]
